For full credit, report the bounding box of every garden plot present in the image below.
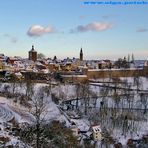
[0,103,14,122]
[0,97,34,124]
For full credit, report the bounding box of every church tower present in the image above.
[80,48,83,61]
[28,45,37,62]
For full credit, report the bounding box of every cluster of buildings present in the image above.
[0,45,147,82]
[0,46,83,74]
[0,45,112,74]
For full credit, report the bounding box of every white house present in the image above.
[92,125,102,141]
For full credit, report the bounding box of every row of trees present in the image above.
[62,76,147,140]
[114,54,135,69]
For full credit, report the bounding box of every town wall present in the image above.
[86,68,146,79]
[61,67,148,83]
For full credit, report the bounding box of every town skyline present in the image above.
[0,0,148,60]
[0,44,139,61]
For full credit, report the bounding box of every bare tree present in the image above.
[10,74,18,95]
[75,82,81,109]
[133,74,143,93]
[24,80,34,100]
[20,85,48,148]
[37,53,45,59]
[140,93,148,114]
[3,84,10,93]
[31,87,48,148]
[20,86,51,148]
[80,81,90,115]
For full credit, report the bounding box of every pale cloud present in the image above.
[136,28,148,32]
[70,22,112,33]
[3,34,18,43]
[27,25,55,37]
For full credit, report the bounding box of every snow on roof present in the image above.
[92,125,101,133]
[98,60,106,64]
[14,72,22,76]
[70,119,90,131]
[8,57,21,61]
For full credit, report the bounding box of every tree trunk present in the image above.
[36,123,40,148]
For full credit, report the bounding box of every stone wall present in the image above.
[61,67,148,83]
[86,68,147,79]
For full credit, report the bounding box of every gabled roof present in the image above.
[92,125,101,133]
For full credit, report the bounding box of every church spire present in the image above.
[29,45,37,62]
[80,48,83,61]
[32,45,34,51]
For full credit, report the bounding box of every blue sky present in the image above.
[0,0,148,60]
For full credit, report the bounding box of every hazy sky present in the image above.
[0,0,148,60]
